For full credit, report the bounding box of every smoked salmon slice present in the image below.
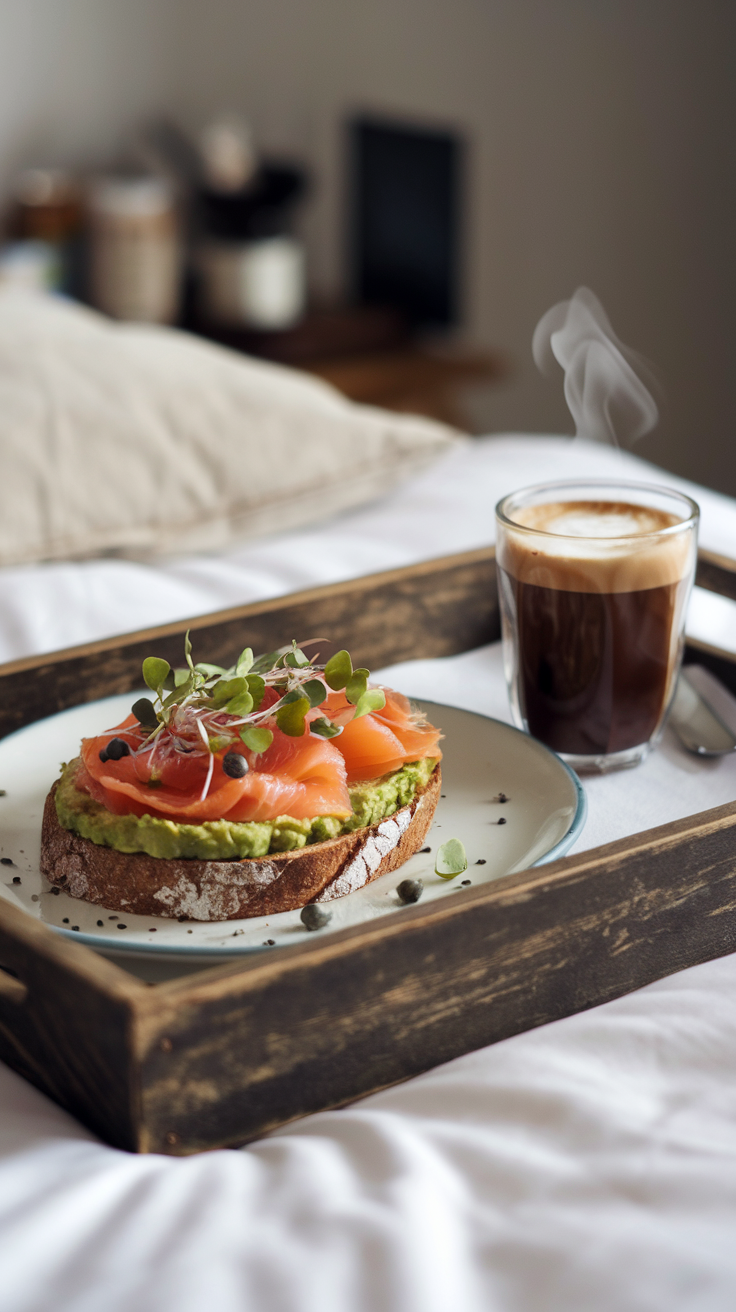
[79,717,351,823]
[323,688,442,782]
[75,684,440,822]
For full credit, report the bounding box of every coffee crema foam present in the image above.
[498,500,694,593]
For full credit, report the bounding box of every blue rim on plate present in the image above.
[532,754,587,864]
[414,699,587,870]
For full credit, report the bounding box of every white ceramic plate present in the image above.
[0,694,585,968]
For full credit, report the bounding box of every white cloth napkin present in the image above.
[376,643,736,854]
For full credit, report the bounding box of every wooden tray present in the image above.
[0,546,735,1156]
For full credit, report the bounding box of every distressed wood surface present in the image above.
[4,791,736,1153]
[128,798,736,1154]
[686,548,736,693]
[0,543,733,742]
[0,548,498,740]
[696,547,736,603]
[0,900,141,1148]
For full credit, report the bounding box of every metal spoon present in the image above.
[669,667,736,757]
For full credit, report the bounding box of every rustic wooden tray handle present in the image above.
[0,963,28,1005]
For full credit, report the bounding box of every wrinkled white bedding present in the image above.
[4,954,736,1312]
[2,435,736,1312]
[1,435,734,663]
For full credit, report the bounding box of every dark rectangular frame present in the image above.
[349,115,462,327]
[0,545,735,1154]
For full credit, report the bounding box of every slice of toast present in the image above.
[40,765,440,921]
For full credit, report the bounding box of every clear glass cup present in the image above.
[495,480,699,773]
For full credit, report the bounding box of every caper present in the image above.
[300,904,332,931]
[106,738,131,761]
[397,878,424,904]
[222,751,249,779]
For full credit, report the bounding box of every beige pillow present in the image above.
[0,290,463,565]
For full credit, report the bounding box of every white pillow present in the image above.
[0,290,463,566]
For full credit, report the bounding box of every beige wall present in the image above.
[1,0,734,494]
[0,0,181,178]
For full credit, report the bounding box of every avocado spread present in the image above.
[55,756,438,860]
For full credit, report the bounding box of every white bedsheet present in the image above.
[1,435,734,663]
[2,435,736,1312]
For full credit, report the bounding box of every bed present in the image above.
[2,421,736,1311]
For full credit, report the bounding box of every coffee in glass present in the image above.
[495,481,699,772]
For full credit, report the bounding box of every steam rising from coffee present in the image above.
[533,287,659,447]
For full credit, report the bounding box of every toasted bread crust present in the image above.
[40,766,440,921]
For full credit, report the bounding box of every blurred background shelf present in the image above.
[305,344,504,428]
[188,304,505,427]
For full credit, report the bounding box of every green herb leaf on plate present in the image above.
[310,716,343,739]
[283,642,310,669]
[353,688,386,719]
[235,647,254,676]
[226,692,254,717]
[142,657,170,693]
[132,697,159,729]
[324,649,353,690]
[195,662,226,678]
[212,676,248,707]
[435,839,468,879]
[240,724,274,755]
[245,674,265,710]
[250,648,282,675]
[302,679,327,708]
[240,726,273,754]
[276,695,310,737]
[346,668,370,706]
[162,674,195,712]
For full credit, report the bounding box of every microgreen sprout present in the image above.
[122,634,390,802]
